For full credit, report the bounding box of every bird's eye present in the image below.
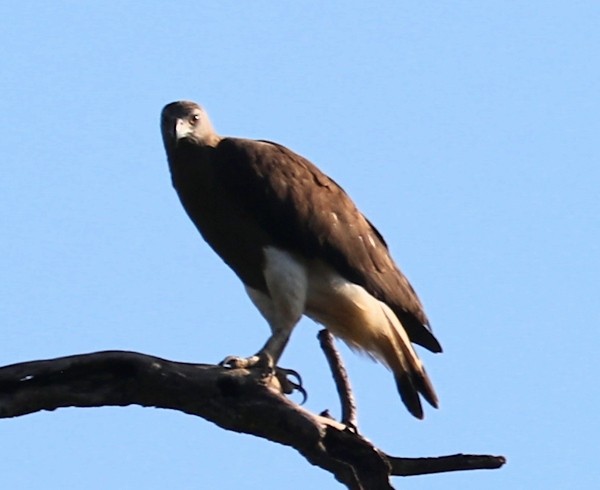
[190,114,200,124]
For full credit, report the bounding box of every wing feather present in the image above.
[215,138,441,352]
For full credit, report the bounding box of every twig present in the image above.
[318,329,358,430]
[389,453,507,476]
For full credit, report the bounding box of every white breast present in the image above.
[245,246,397,359]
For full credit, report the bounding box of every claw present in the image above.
[218,354,307,403]
[274,367,307,404]
[282,366,302,387]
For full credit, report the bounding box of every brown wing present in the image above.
[215,138,442,352]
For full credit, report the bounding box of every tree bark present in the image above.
[0,351,505,489]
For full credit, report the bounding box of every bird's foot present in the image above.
[219,354,264,369]
[219,354,307,403]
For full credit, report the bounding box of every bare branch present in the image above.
[318,329,358,430]
[0,351,505,489]
[389,454,507,477]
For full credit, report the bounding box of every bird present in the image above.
[160,100,442,419]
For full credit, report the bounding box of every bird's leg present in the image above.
[256,330,306,400]
[222,260,309,400]
[220,328,306,401]
[255,326,292,366]
[219,328,290,369]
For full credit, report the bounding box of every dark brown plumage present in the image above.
[161,100,442,418]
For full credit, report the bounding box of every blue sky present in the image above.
[1,2,599,488]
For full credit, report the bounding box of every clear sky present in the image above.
[1,2,598,489]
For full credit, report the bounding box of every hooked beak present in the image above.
[161,117,192,152]
[175,118,193,140]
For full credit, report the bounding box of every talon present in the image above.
[218,355,307,403]
[274,367,307,404]
[282,367,302,387]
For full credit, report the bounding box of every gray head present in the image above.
[161,100,220,154]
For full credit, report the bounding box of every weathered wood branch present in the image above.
[318,329,358,430]
[0,351,505,489]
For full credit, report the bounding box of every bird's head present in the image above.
[161,101,220,154]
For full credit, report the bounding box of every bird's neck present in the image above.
[202,134,222,148]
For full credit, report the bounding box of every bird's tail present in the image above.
[378,303,439,419]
